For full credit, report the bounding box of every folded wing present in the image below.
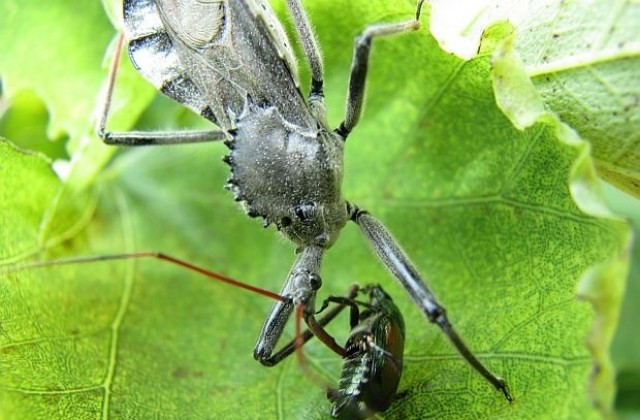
[124,0,314,131]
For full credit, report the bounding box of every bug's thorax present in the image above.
[224,99,349,248]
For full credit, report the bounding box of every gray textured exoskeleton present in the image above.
[99,0,512,403]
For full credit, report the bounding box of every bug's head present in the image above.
[278,201,349,248]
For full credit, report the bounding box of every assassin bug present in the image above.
[97,0,510,405]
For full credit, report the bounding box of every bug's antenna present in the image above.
[4,252,287,303]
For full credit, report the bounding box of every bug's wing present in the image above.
[124,0,314,131]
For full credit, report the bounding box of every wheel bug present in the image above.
[98,0,511,404]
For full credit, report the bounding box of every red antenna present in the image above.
[4,250,351,376]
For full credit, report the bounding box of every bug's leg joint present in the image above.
[428,306,447,325]
[310,78,324,100]
[348,203,367,222]
[334,123,350,140]
[355,34,372,53]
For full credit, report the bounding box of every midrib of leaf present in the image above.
[405,349,591,366]
[528,45,640,78]
[100,189,136,420]
[376,194,610,233]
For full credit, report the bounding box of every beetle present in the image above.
[261,282,407,419]
[322,284,406,420]
[98,0,511,402]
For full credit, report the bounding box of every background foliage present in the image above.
[0,0,637,418]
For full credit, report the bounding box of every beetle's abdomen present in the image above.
[330,343,403,419]
[329,297,405,419]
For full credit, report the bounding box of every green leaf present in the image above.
[430,0,640,198]
[606,184,640,418]
[0,1,632,419]
[489,21,633,412]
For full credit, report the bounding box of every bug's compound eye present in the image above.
[280,216,292,227]
[309,273,322,290]
[294,202,315,220]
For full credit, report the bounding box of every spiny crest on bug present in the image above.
[222,96,348,247]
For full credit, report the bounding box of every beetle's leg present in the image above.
[96,33,227,146]
[278,289,357,362]
[336,1,425,139]
[300,286,377,358]
[319,294,361,328]
[350,206,513,402]
[265,284,362,364]
[254,246,325,366]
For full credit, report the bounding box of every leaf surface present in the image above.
[0,1,632,419]
[430,0,640,198]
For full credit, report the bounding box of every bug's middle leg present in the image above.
[96,32,227,146]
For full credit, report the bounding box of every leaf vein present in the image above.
[100,190,137,420]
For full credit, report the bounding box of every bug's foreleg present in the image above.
[350,207,513,402]
[336,1,425,139]
[253,246,325,366]
[96,32,227,146]
[267,285,359,364]
[257,283,364,366]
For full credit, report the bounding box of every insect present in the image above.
[99,0,511,405]
[323,284,405,420]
